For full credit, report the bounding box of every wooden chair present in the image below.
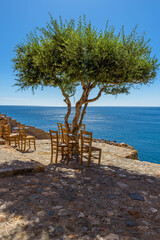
[50,130,69,164]
[80,130,101,166]
[62,127,79,161]
[18,126,36,151]
[3,124,19,147]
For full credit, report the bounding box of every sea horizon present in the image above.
[0,105,160,107]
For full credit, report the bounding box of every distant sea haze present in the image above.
[0,106,160,164]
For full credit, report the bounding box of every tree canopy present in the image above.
[12,15,159,133]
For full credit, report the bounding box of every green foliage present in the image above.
[12,14,159,96]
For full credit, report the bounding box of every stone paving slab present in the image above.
[0,140,159,239]
[0,162,159,239]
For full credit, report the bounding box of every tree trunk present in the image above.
[64,100,71,131]
[60,86,71,132]
[72,104,82,134]
[62,84,104,136]
[79,102,88,128]
[72,87,90,135]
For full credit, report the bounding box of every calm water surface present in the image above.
[0,106,160,164]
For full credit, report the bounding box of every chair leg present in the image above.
[98,149,101,166]
[87,149,92,167]
[24,139,26,151]
[61,147,64,160]
[67,146,69,163]
[21,138,23,151]
[18,137,20,148]
[55,148,58,164]
[76,143,79,162]
[22,139,24,151]
[80,147,83,165]
[50,147,53,164]
[34,138,36,150]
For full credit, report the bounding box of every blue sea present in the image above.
[0,106,160,164]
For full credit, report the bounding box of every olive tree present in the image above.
[12,15,159,134]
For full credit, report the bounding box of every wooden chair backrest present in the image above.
[57,123,62,134]
[49,130,58,145]
[61,124,65,128]
[61,128,69,144]
[61,123,72,131]
[57,123,72,142]
[18,126,26,137]
[3,125,11,136]
[80,130,92,147]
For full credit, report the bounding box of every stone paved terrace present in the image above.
[0,140,160,239]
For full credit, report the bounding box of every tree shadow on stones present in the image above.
[0,161,159,239]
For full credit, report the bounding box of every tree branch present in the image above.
[81,80,85,89]
[85,87,105,103]
[78,103,88,129]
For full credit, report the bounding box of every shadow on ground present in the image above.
[0,160,45,177]
[0,160,159,240]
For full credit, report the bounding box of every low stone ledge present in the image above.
[0,160,45,177]
[93,138,134,150]
[93,138,139,160]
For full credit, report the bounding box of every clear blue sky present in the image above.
[1,0,160,106]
